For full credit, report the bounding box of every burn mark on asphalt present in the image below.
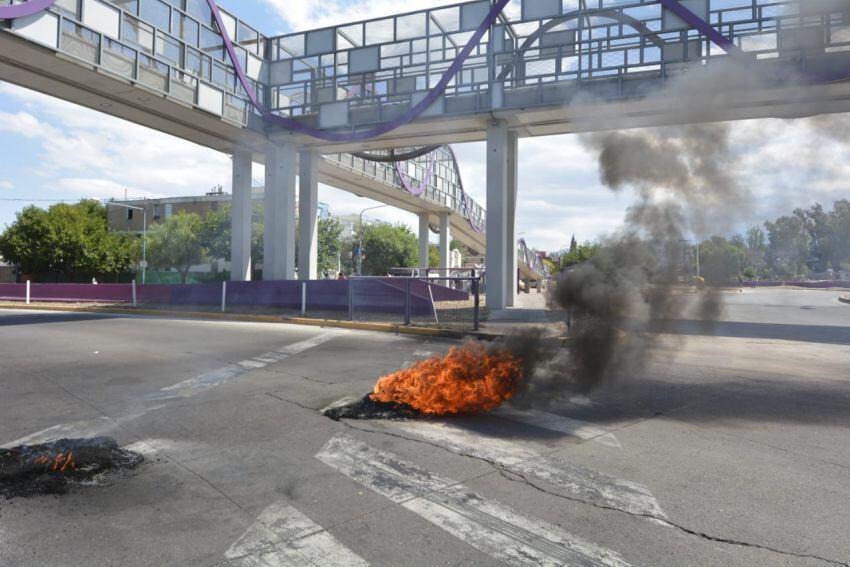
[321,395,421,421]
[0,437,143,499]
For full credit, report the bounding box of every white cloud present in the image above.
[0,83,231,201]
[0,180,12,190]
[56,178,164,201]
[262,0,461,31]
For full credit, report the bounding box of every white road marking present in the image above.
[156,332,340,399]
[2,417,112,448]
[3,332,342,447]
[392,421,664,519]
[412,350,434,357]
[317,434,630,567]
[224,502,368,567]
[122,438,208,458]
[494,407,621,448]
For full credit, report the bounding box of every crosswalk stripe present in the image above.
[156,332,340,399]
[392,421,664,519]
[317,434,631,567]
[224,502,368,567]
[493,407,621,448]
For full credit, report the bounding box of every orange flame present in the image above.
[370,342,523,415]
[33,452,76,472]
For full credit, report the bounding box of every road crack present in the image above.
[264,392,321,412]
[342,420,849,567]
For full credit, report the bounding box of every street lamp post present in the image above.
[106,199,147,284]
[357,204,389,276]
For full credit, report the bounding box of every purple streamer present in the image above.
[394,151,436,197]
[0,0,56,19]
[657,0,741,53]
[445,145,485,233]
[206,0,510,143]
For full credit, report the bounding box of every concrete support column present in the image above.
[439,212,451,270]
[230,150,253,282]
[418,213,430,270]
[506,131,519,307]
[264,143,296,281]
[486,120,509,310]
[298,150,319,280]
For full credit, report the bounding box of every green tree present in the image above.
[428,244,440,268]
[357,223,418,276]
[0,200,139,281]
[0,206,51,275]
[796,204,833,273]
[698,236,744,286]
[745,225,766,251]
[830,200,850,269]
[148,212,205,283]
[200,202,264,265]
[318,217,343,277]
[765,214,810,278]
[558,241,600,269]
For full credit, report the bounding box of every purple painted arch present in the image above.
[0,0,56,19]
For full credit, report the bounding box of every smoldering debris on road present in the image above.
[321,395,421,421]
[0,437,144,499]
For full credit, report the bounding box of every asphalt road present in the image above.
[1,289,848,567]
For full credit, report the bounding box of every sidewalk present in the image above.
[482,292,566,338]
[0,301,494,340]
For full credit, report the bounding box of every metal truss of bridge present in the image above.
[3,0,849,307]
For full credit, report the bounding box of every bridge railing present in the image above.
[266,0,850,132]
[323,146,486,234]
[4,0,266,129]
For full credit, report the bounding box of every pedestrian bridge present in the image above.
[0,0,516,284]
[2,0,849,307]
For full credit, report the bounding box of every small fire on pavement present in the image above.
[0,437,143,499]
[323,342,524,420]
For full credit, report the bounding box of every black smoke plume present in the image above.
[512,62,764,403]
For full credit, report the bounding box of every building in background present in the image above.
[108,189,329,233]
[335,213,388,241]
[0,257,16,283]
[108,189,332,280]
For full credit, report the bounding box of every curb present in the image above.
[0,302,500,340]
[840,295,850,305]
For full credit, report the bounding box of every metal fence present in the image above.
[0,277,482,332]
[349,276,480,331]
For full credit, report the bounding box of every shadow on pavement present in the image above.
[649,319,850,346]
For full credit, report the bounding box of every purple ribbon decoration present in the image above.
[205,0,511,143]
[394,152,436,197]
[657,0,740,54]
[0,0,56,19]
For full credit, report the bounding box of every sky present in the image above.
[1,0,849,253]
